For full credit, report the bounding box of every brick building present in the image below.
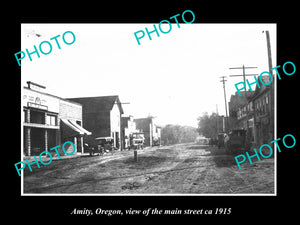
[228,75,274,147]
[250,75,274,147]
[67,96,124,150]
[228,91,254,142]
[22,81,91,157]
[134,117,161,146]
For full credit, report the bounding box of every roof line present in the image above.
[67,95,119,99]
[23,86,82,106]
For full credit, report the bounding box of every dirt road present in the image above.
[23,143,274,194]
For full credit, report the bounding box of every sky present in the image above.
[21,23,276,127]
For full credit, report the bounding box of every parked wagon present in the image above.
[86,137,115,156]
[217,132,226,148]
[95,136,115,153]
[224,129,250,154]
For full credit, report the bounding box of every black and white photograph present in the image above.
[20,23,276,195]
[6,4,298,222]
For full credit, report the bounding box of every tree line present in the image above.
[161,124,198,145]
[197,112,238,138]
[160,111,239,146]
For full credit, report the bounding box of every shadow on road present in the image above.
[212,155,237,167]
[187,145,211,150]
[111,149,175,170]
[188,145,238,167]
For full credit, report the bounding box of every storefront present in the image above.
[60,118,91,154]
[22,81,91,156]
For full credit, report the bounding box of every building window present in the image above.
[30,110,45,124]
[256,101,261,116]
[46,115,57,126]
[249,102,253,111]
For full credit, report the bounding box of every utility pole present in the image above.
[263,30,274,143]
[220,76,228,118]
[264,30,273,70]
[229,65,258,141]
[229,65,258,92]
[220,76,228,132]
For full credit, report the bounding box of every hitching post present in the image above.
[134,150,138,162]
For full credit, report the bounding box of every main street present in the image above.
[23,143,274,194]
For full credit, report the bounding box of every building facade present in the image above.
[22,81,91,157]
[121,115,138,149]
[59,99,91,154]
[250,80,274,147]
[67,96,124,150]
[228,74,274,148]
[228,90,255,143]
[134,117,161,146]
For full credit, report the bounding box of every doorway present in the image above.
[31,128,45,155]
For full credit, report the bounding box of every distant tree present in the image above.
[161,124,198,145]
[197,112,239,138]
[181,126,198,143]
[197,112,219,138]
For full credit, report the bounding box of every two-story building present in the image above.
[67,96,124,150]
[22,81,91,157]
[228,90,254,143]
[250,75,274,147]
[228,74,274,148]
[134,117,161,146]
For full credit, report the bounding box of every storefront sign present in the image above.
[23,88,59,113]
[27,102,48,111]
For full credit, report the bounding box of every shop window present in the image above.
[30,110,45,124]
[46,115,57,126]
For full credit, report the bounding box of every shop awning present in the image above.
[60,118,92,136]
